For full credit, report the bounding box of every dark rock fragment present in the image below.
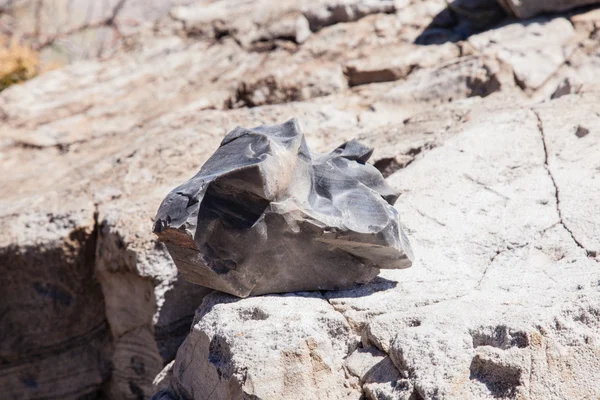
[154,119,413,297]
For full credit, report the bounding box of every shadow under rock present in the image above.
[323,276,398,300]
[154,273,213,364]
[415,0,508,45]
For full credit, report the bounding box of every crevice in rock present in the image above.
[346,345,415,399]
[107,0,128,27]
[476,259,491,289]
[154,313,197,362]
[345,64,417,88]
[226,77,303,108]
[414,207,446,227]
[321,292,354,335]
[373,142,437,178]
[208,335,234,380]
[527,352,533,399]
[247,37,298,53]
[467,61,502,98]
[408,388,425,400]
[12,137,89,152]
[533,109,598,262]
[477,243,528,289]
[469,354,522,398]
[412,292,470,308]
[303,2,397,33]
[320,290,369,380]
[539,221,559,234]
[471,325,529,349]
[373,157,411,178]
[463,174,510,201]
[512,69,526,91]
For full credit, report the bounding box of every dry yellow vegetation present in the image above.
[0,35,40,91]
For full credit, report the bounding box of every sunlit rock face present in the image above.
[154,119,413,297]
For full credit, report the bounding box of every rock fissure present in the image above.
[414,207,446,227]
[534,109,598,262]
[478,243,530,289]
[107,0,128,26]
[321,292,414,399]
[373,141,439,178]
[464,173,510,201]
[528,352,534,397]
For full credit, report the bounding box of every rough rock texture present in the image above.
[154,119,413,297]
[468,17,576,92]
[168,292,358,399]
[1,0,600,399]
[0,205,112,399]
[0,201,212,399]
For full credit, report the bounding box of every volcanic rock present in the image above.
[154,119,413,297]
[497,0,600,19]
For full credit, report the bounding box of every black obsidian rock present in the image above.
[153,119,413,297]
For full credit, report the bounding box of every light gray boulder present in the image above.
[154,119,413,297]
[161,291,359,400]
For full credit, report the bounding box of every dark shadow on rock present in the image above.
[154,273,213,364]
[323,276,398,300]
[415,0,508,45]
[469,354,522,397]
[416,1,600,45]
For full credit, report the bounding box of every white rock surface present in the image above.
[326,93,600,399]
[168,292,359,399]
[468,18,576,91]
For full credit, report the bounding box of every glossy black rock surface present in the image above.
[154,119,413,297]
